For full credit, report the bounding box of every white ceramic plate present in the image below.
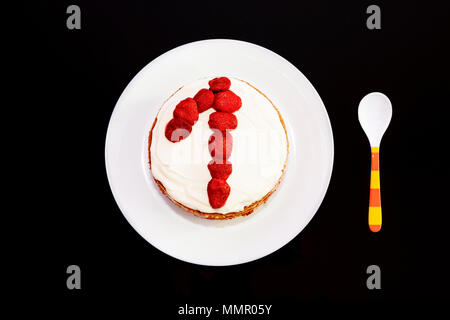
[105,39,333,266]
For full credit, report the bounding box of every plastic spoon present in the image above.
[358,92,392,232]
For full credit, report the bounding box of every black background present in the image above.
[22,0,449,314]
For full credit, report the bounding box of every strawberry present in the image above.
[208,130,233,160]
[212,90,242,113]
[207,159,232,180]
[208,112,238,131]
[208,77,231,92]
[164,118,192,143]
[193,89,215,113]
[207,178,231,208]
[173,97,199,125]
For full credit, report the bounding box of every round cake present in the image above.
[148,77,289,219]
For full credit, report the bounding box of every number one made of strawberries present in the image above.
[164,77,241,209]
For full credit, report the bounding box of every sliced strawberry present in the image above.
[173,97,199,125]
[208,112,238,131]
[208,130,233,160]
[212,90,242,113]
[208,77,231,92]
[207,178,231,208]
[207,159,232,180]
[164,118,192,143]
[193,89,215,113]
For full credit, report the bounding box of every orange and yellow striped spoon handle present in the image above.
[369,147,382,232]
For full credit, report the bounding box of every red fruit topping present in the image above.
[208,112,238,131]
[213,90,242,113]
[208,77,231,92]
[207,159,232,180]
[193,89,215,113]
[207,178,231,208]
[173,97,199,125]
[208,130,233,160]
[164,118,192,143]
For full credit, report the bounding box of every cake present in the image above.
[148,77,289,219]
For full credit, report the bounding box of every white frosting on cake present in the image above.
[150,78,288,214]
